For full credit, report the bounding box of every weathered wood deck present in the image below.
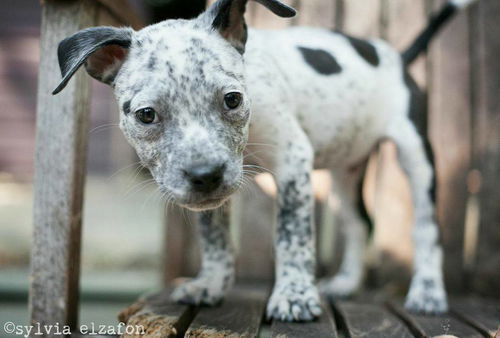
[113,284,499,338]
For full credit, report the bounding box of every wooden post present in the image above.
[294,0,336,29]
[469,0,500,297]
[342,0,381,37]
[428,0,472,293]
[164,206,200,283]
[29,0,97,332]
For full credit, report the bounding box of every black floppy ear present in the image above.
[202,0,296,53]
[52,26,133,95]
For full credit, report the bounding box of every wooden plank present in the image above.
[118,289,196,338]
[29,0,98,333]
[294,0,336,29]
[388,302,483,338]
[271,300,338,338]
[334,301,413,338]
[234,182,275,280]
[428,0,472,294]
[469,0,500,298]
[451,298,500,337]
[96,0,144,29]
[185,285,268,337]
[340,0,381,37]
[381,0,428,86]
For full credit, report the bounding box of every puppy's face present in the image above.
[52,0,295,210]
[115,21,250,210]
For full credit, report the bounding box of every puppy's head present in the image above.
[53,0,295,211]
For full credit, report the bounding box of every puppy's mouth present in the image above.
[179,195,230,211]
[171,184,240,211]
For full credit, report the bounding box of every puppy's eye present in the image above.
[135,108,159,124]
[224,92,242,110]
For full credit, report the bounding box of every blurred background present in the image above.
[0,0,498,331]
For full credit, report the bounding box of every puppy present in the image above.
[53,0,477,321]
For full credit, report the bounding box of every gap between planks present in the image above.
[387,301,488,338]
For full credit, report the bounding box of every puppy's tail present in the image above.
[402,0,478,65]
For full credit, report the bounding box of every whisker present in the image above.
[123,178,156,198]
[243,149,271,162]
[124,165,148,190]
[89,123,119,134]
[107,161,142,181]
[141,186,161,211]
[243,164,276,176]
[245,142,278,148]
[162,192,173,215]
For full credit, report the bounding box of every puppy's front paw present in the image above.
[405,276,448,315]
[266,279,322,322]
[171,278,226,306]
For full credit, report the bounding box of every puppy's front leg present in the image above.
[266,138,322,322]
[171,206,234,306]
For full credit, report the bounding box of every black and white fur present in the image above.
[53,0,477,322]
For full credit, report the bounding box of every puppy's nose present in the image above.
[184,163,225,193]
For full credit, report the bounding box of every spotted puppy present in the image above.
[53,0,477,322]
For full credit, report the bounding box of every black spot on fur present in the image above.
[343,34,380,67]
[423,279,436,290]
[148,55,157,70]
[122,100,131,115]
[298,47,342,75]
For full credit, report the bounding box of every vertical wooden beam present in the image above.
[334,0,345,31]
[342,0,381,37]
[29,0,97,332]
[294,0,336,29]
[164,206,200,283]
[381,0,428,86]
[428,0,472,293]
[469,0,500,297]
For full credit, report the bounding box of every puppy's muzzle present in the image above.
[183,163,226,193]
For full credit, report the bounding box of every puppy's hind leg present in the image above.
[319,165,371,298]
[387,117,448,314]
[171,205,234,306]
